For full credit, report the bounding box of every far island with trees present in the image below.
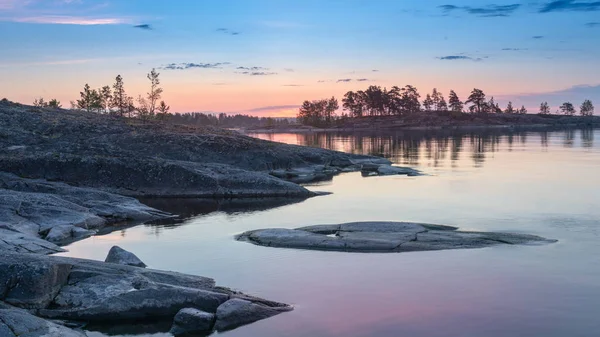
[294,85,598,131]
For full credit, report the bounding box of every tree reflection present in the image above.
[279,128,596,169]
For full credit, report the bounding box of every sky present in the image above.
[1,0,600,116]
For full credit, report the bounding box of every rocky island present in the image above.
[236,221,557,253]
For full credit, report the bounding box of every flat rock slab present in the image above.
[236,221,556,253]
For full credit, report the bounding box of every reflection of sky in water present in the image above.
[62,129,600,337]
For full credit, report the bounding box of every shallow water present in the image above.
[60,128,600,337]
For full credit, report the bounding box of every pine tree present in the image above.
[505,101,515,114]
[580,100,594,116]
[157,101,170,120]
[560,102,576,115]
[519,105,527,114]
[146,68,163,117]
[448,90,463,113]
[466,88,486,113]
[539,102,550,115]
[100,85,112,114]
[423,94,433,111]
[111,75,127,116]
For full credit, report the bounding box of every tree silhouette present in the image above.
[448,90,463,113]
[297,97,339,127]
[580,100,594,116]
[111,75,127,116]
[400,85,421,113]
[423,94,433,111]
[539,102,550,115]
[77,84,102,113]
[342,91,363,117]
[519,105,527,114]
[466,88,486,113]
[33,97,47,107]
[48,99,61,108]
[560,102,576,115]
[147,68,163,117]
[100,85,112,114]
[156,101,170,120]
[505,101,515,114]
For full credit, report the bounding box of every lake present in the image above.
[60,128,600,337]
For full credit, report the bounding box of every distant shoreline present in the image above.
[243,112,600,134]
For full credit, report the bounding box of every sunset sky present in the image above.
[1,0,599,116]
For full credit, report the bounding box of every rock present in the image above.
[0,102,387,199]
[0,227,65,255]
[170,308,215,336]
[237,221,557,253]
[45,225,94,243]
[0,256,71,309]
[0,308,87,337]
[214,298,289,332]
[360,164,422,177]
[376,165,422,176]
[105,246,147,267]
[0,251,290,332]
[0,173,171,251]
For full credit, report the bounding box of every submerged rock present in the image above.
[170,308,215,336]
[105,246,146,267]
[236,221,556,253]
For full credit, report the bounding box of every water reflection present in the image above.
[252,128,597,168]
[95,197,307,239]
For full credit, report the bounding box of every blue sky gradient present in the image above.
[1,0,599,115]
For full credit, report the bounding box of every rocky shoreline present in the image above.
[0,101,426,335]
[245,112,600,133]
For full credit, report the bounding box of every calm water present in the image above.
[60,129,600,337]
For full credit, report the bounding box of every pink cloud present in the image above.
[11,15,131,25]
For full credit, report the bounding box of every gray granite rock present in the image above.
[214,298,289,332]
[237,221,557,253]
[0,308,86,337]
[45,225,94,244]
[105,246,146,267]
[0,256,71,309]
[170,308,215,336]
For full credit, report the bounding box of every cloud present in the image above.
[161,62,230,70]
[246,105,301,113]
[237,71,277,76]
[439,4,521,17]
[8,15,131,25]
[437,55,483,61]
[585,21,600,27]
[372,69,379,72]
[282,84,303,87]
[533,35,545,39]
[539,0,600,13]
[216,27,240,35]
[334,78,370,83]
[236,66,268,71]
[497,84,600,110]
[284,68,295,72]
[133,24,152,30]
[502,48,528,51]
